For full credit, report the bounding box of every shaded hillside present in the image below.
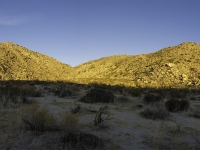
[0,42,72,81]
[69,42,200,88]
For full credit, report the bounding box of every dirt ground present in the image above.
[1,84,200,150]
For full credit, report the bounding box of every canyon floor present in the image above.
[0,83,200,150]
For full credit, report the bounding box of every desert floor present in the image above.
[0,83,200,150]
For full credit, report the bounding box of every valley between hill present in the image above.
[0,41,200,88]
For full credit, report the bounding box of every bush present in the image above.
[70,104,81,114]
[128,88,142,97]
[140,107,170,120]
[190,109,200,119]
[143,93,163,104]
[62,131,104,150]
[165,99,190,112]
[169,89,187,99]
[60,112,79,133]
[0,84,22,108]
[20,102,58,132]
[19,84,37,97]
[116,96,129,103]
[179,99,190,111]
[54,86,72,97]
[165,99,180,112]
[80,88,114,103]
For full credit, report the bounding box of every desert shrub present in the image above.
[20,102,58,132]
[60,112,79,133]
[90,82,110,90]
[179,99,190,111]
[65,84,81,94]
[54,86,72,97]
[128,88,142,97]
[22,97,34,104]
[140,107,170,120]
[70,104,81,114]
[32,89,43,97]
[190,109,200,119]
[94,105,113,128]
[19,84,37,97]
[80,88,114,103]
[190,96,196,100]
[165,99,180,112]
[165,99,190,112]
[143,93,163,104]
[0,84,22,107]
[116,96,129,103]
[168,89,187,99]
[62,131,104,150]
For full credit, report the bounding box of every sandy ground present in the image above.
[1,86,200,150]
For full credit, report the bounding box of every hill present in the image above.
[69,42,200,88]
[0,42,72,81]
[1,41,200,88]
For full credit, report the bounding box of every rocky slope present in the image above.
[0,42,72,81]
[1,41,200,88]
[69,42,200,88]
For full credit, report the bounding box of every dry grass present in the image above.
[140,106,170,120]
[59,112,79,133]
[19,102,59,132]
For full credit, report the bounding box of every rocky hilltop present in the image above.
[0,42,72,81]
[1,41,200,88]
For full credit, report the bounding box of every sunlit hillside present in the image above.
[0,42,72,81]
[69,42,200,88]
[0,41,200,88]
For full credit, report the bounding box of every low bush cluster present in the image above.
[143,93,163,104]
[80,88,114,103]
[165,99,190,112]
[190,108,200,119]
[140,107,170,120]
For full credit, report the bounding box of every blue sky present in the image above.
[1,0,200,67]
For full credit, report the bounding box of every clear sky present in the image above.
[1,0,200,67]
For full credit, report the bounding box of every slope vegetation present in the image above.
[69,42,200,88]
[1,41,200,88]
[0,42,72,81]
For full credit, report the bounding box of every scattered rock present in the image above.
[165,63,175,67]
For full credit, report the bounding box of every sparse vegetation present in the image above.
[19,102,59,132]
[1,41,200,149]
[1,42,200,88]
[94,105,113,128]
[165,98,190,112]
[190,108,200,119]
[143,93,163,104]
[80,88,114,103]
[140,107,170,120]
[62,131,104,150]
